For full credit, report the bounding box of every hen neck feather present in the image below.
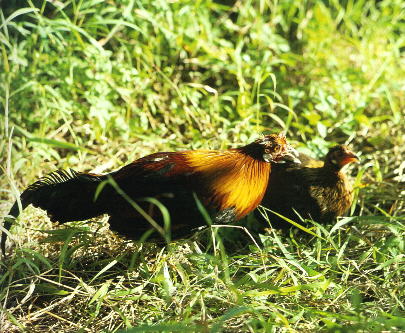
[303,166,353,198]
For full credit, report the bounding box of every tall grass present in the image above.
[0,0,404,331]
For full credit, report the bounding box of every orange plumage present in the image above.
[1,134,298,255]
[183,150,270,218]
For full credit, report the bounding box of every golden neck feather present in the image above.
[184,149,271,219]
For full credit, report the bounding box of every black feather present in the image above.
[1,169,106,255]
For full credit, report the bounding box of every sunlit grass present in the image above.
[0,0,404,331]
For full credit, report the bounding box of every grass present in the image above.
[0,0,404,331]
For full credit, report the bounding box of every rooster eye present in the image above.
[265,147,274,154]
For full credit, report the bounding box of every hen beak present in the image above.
[341,152,360,166]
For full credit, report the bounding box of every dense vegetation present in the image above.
[0,0,404,331]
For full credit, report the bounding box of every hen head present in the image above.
[325,145,359,170]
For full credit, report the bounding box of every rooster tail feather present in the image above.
[1,169,108,256]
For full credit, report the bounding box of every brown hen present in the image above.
[258,145,359,227]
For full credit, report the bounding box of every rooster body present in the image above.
[259,145,359,226]
[2,134,298,254]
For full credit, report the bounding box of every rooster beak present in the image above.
[263,153,274,163]
[272,146,301,164]
[282,146,301,164]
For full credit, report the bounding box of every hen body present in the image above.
[258,145,359,227]
[2,134,298,254]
